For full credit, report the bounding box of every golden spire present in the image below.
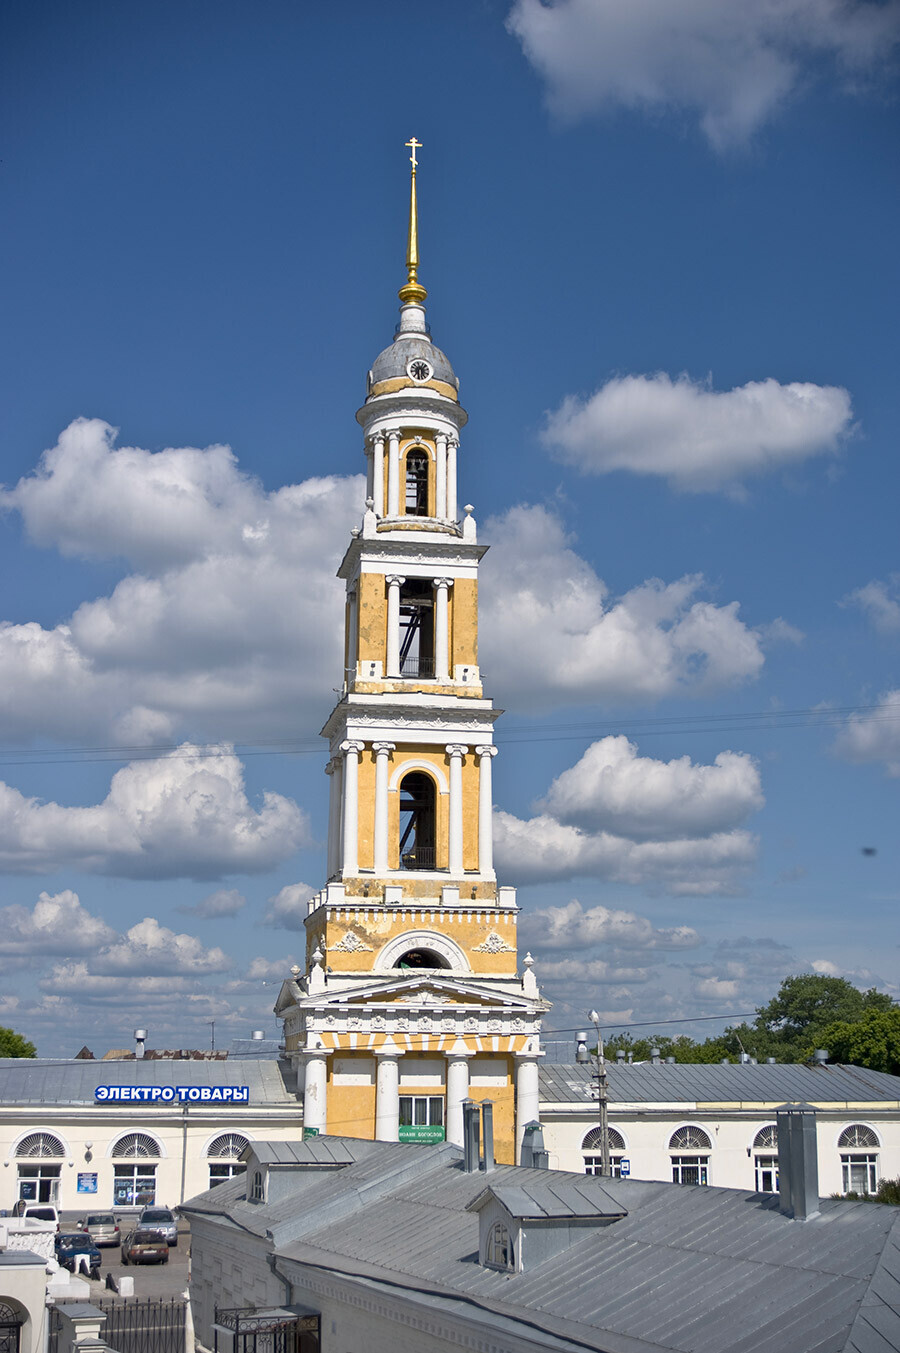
[399,137,427,305]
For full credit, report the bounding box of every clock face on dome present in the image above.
[407,358,433,383]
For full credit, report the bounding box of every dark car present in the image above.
[55,1232,101,1276]
[137,1206,178,1246]
[121,1227,169,1265]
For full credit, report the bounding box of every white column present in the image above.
[447,744,467,875]
[375,1047,402,1141]
[387,428,401,516]
[346,587,358,685]
[433,578,453,682]
[515,1054,541,1161]
[435,434,448,519]
[365,445,374,503]
[447,438,458,521]
[340,740,365,875]
[385,575,404,678]
[326,758,341,879]
[445,1047,473,1147]
[302,1048,332,1135]
[372,741,395,874]
[475,745,498,876]
[373,433,385,516]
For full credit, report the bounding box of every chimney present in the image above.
[134,1029,147,1060]
[462,1100,480,1173]
[480,1101,495,1174]
[776,1104,819,1221]
[650,1047,661,1066]
[520,1120,544,1167]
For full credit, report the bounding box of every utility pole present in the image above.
[577,1011,611,1177]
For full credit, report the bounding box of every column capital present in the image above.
[385,574,406,588]
[514,1049,545,1063]
[386,425,402,439]
[372,741,396,756]
[432,577,454,590]
[298,1045,334,1061]
[444,1047,475,1061]
[447,436,460,450]
[370,430,386,445]
[340,739,365,756]
[475,744,498,759]
[374,1043,404,1059]
[446,744,468,759]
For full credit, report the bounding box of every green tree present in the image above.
[754,975,892,1046]
[0,1026,36,1058]
[807,1007,900,1075]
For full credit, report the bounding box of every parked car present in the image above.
[16,1203,60,1230]
[55,1232,101,1276]
[121,1227,169,1265]
[137,1206,178,1246]
[77,1213,120,1247]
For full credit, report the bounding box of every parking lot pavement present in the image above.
[59,1214,191,1300]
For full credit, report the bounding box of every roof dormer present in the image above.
[466,1179,626,1273]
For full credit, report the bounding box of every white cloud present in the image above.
[541,373,853,493]
[494,737,761,894]
[0,890,117,955]
[262,882,316,930]
[180,889,247,918]
[531,957,652,983]
[539,736,763,840]
[0,745,309,879]
[481,505,765,709]
[74,916,232,976]
[244,956,298,982]
[693,976,741,1001]
[834,690,900,776]
[520,898,700,950]
[843,575,900,635]
[507,0,900,150]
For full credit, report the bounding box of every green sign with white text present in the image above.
[399,1124,445,1144]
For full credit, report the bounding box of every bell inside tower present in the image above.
[405,448,429,516]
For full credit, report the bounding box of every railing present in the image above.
[400,655,435,678]
[401,847,436,870]
[50,1299,186,1353]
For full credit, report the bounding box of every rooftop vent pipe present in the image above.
[650,1047,661,1066]
[251,1030,265,1041]
[575,1032,590,1065]
[134,1029,147,1060]
[776,1104,819,1221]
[616,1050,626,1063]
[813,1048,829,1065]
[766,1057,776,1064]
[480,1101,495,1175]
[665,1056,675,1065]
[462,1100,480,1173]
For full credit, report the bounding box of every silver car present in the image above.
[137,1206,178,1246]
[78,1213,120,1247]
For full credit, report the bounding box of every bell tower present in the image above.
[276,142,548,1165]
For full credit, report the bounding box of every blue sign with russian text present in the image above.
[94,1085,249,1103]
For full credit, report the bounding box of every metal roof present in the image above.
[467,1177,626,1220]
[539,1060,900,1107]
[247,1138,356,1167]
[182,1137,900,1353]
[0,1056,298,1106]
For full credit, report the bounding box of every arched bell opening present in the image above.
[399,581,435,678]
[396,948,449,970]
[399,770,436,870]
[404,448,430,517]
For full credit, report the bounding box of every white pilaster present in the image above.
[326,758,342,879]
[515,1054,541,1161]
[373,433,385,517]
[387,427,401,516]
[365,445,374,503]
[447,744,467,875]
[435,433,448,519]
[375,1045,402,1141]
[475,745,498,876]
[346,587,358,684]
[447,438,458,521]
[433,578,453,682]
[372,741,395,874]
[445,1045,473,1147]
[302,1047,332,1135]
[340,740,365,875]
[385,575,405,678]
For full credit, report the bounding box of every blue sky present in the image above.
[1,0,898,1057]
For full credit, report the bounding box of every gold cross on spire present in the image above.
[399,137,427,305]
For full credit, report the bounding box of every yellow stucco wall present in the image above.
[451,578,478,667]
[357,571,386,664]
[306,904,518,975]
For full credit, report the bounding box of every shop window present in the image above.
[16,1164,60,1204]
[669,1126,711,1186]
[208,1133,250,1188]
[753,1125,778,1193]
[582,1126,626,1177]
[405,449,429,516]
[399,1095,445,1143]
[398,580,434,677]
[398,771,436,870]
[113,1163,156,1207]
[839,1125,880,1193]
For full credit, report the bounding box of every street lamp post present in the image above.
[583,1009,611,1178]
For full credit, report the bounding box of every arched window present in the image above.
[399,771,436,870]
[396,947,448,969]
[405,449,429,516]
[0,1302,25,1353]
[111,1133,160,1209]
[485,1221,514,1270]
[582,1125,626,1177]
[398,579,435,677]
[753,1124,778,1193]
[250,1170,264,1203]
[669,1126,711,1186]
[839,1124,880,1193]
[207,1133,249,1188]
[16,1133,64,1158]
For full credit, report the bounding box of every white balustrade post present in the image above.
[340,740,365,875]
[375,1046,402,1141]
[373,433,385,517]
[433,578,453,682]
[372,741,395,875]
[445,1046,473,1147]
[447,744,467,875]
[385,575,405,678]
[387,428,401,516]
[475,745,498,876]
[447,438,458,521]
[302,1047,332,1135]
[515,1054,542,1162]
[435,433,448,519]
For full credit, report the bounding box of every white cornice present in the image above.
[338,535,487,579]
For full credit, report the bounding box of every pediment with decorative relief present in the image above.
[296,973,546,1013]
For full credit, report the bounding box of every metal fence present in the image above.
[50,1299,186,1353]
